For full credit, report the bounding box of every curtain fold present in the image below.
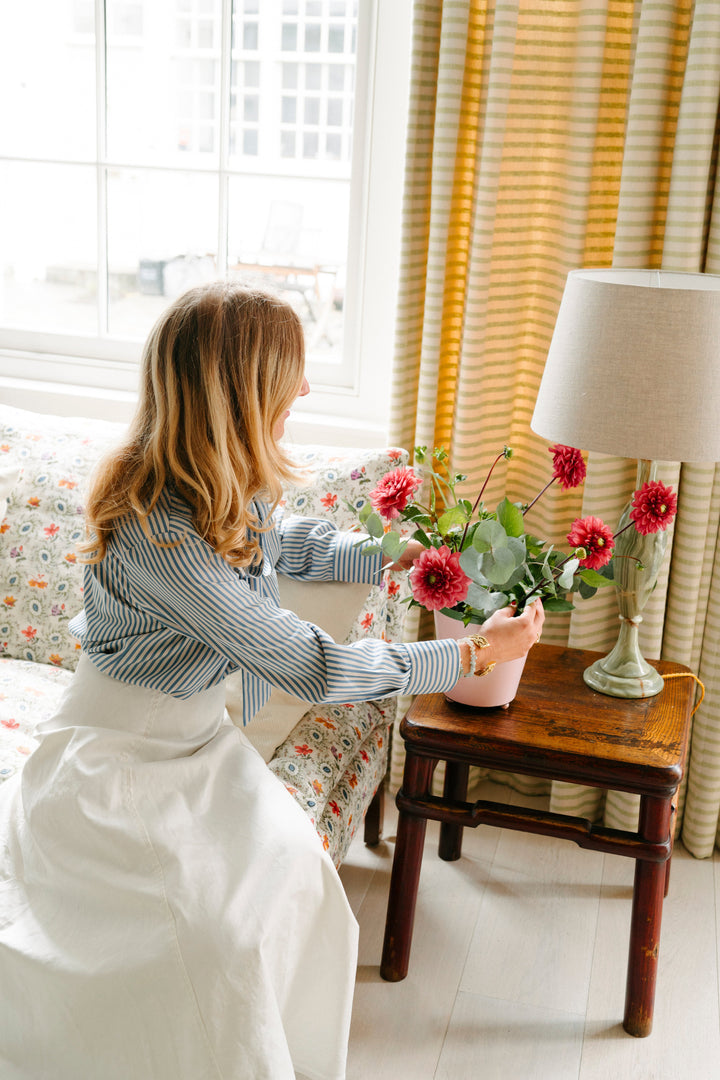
[388,0,720,856]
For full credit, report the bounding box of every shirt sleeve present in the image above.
[115,532,460,704]
[275,513,384,585]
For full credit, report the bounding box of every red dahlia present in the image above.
[549,444,587,490]
[410,545,470,611]
[566,515,615,569]
[369,465,423,520]
[629,481,677,535]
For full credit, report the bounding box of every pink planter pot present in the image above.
[434,610,528,708]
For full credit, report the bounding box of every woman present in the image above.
[0,283,543,1080]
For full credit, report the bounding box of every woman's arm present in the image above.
[275,513,383,584]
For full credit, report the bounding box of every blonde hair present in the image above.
[80,281,305,567]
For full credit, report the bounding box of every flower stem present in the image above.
[459,450,508,551]
[523,477,555,515]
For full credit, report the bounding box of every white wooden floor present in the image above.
[337,779,720,1080]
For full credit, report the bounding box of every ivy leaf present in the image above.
[497,497,524,538]
[437,504,469,534]
[557,557,579,591]
[578,567,615,588]
[411,528,432,548]
[542,597,575,612]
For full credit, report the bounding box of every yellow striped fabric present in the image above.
[389,0,720,856]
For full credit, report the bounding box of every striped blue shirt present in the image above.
[68,487,461,722]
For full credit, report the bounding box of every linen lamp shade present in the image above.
[531,269,720,462]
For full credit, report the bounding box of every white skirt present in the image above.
[0,657,358,1080]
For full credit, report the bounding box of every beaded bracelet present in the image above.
[469,634,496,678]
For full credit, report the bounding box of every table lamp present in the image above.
[531,268,720,698]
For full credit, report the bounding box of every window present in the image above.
[0,0,411,442]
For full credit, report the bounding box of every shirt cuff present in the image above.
[402,638,461,696]
[331,531,384,584]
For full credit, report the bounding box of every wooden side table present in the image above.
[380,644,695,1037]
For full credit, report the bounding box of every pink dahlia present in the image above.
[567,515,615,570]
[549,444,586,490]
[410,545,470,611]
[630,481,677,535]
[369,465,422,520]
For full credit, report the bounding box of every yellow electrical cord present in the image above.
[662,672,705,716]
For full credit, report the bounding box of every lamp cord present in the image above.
[662,672,705,716]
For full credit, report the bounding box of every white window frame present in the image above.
[0,0,411,447]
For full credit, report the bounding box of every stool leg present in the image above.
[439,761,469,861]
[380,752,434,981]
[363,782,384,847]
[623,794,672,1037]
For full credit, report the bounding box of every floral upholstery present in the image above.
[268,697,392,866]
[0,404,410,863]
[0,658,73,782]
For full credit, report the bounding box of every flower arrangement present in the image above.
[354,445,677,626]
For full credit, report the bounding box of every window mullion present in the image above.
[95,0,109,338]
[216,0,233,276]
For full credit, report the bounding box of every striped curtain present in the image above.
[388,0,720,857]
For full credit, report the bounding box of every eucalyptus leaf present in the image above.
[380,531,405,562]
[358,501,373,525]
[472,518,509,552]
[578,580,598,600]
[480,546,516,584]
[364,512,384,539]
[466,583,509,617]
[411,527,432,548]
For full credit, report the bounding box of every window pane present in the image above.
[328,25,344,52]
[304,24,321,52]
[107,170,218,338]
[107,0,221,165]
[281,96,297,123]
[304,98,320,125]
[244,61,260,87]
[280,131,296,158]
[244,95,259,122]
[327,98,343,126]
[282,63,298,89]
[325,133,341,159]
[243,130,259,155]
[0,7,96,160]
[305,64,321,90]
[328,65,344,90]
[281,23,298,51]
[0,163,97,335]
[303,132,319,158]
[228,176,348,361]
[243,21,258,49]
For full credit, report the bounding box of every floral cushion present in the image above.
[0,658,74,781]
[268,697,392,867]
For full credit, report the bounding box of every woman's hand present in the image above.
[459,599,544,674]
[381,538,425,571]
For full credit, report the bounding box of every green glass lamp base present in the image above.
[583,656,664,699]
[583,460,669,700]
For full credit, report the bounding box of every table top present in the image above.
[402,644,696,796]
